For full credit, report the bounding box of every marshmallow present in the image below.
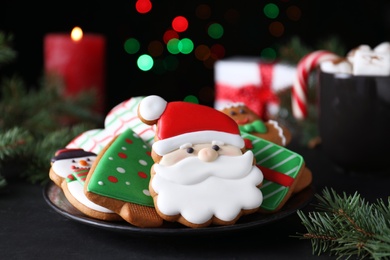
[320,58,353,74]
[374,42,390,53]
[353,49,390,76]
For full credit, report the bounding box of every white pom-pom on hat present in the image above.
[138,95,168,121]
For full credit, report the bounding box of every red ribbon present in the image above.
[215,62,279,119]
[257,165,295,187]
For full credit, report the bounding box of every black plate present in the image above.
[43,181,315,236]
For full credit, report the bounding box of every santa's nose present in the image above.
[198,147,218,162]
[79,159,89,166]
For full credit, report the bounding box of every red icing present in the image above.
[138,172,148,178]
[146,151,151,156]
[118,152,127,159]
[244,138,253,149]
[107,176,118,183]
[157,101,240,141]
[257,165,294,187]
[125,138,133,144]
[67,174,75,181]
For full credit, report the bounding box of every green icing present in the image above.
[239,120,267,133]
[87,128,154,207]
[241,132,304,211]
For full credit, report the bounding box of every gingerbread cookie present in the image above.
[220,103,292,146]
[84,128,163,228]
[138,95,264,228]
[49,149,121,221]
[242,132,312,212]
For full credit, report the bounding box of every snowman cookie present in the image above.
[49,149,121,221]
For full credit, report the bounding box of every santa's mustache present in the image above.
[153,151,255,185]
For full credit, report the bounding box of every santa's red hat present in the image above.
[138,95,245,156]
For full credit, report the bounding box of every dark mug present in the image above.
[317,70,390,173]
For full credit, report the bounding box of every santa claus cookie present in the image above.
[220,103,292,147]
[84,128,163,228]
[137,95,264,228]
[49,149,121,221]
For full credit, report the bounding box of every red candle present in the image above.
[44,27,106,113]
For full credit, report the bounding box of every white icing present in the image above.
[154,151,255,185]
[138,95,167,121]
[67,181,114,213]
[267,120,286,146]
[152,151,263,224]
[51,155,96,178]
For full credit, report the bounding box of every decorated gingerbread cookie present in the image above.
[49,149,121,221]
[66,96,156,155]
[242,132,312,212]
[137,95,264,228]
[220,103,292,147]
[84,127,163,228]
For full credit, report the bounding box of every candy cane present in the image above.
[292,50,339,120]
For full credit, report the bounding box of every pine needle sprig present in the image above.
[295,188,390,259]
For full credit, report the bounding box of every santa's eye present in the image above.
[229,111,237,116]
[239,109,246,114]
[86,158,91,161]
[212,145,220,151]
[71,160,76,163]
[186,147,194,154]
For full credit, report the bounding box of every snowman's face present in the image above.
[51,155,97,178]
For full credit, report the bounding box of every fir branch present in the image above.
[0,127,33,160]
[295,188,390,259]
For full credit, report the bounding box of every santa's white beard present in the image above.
[152,151,263,224]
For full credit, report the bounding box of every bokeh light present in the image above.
[135,0,152,14]
[167,38,180,54]
[178,38,194,54]
[210,44,225,59]
[137,54,154,71]
[148,40,164,57]
[183,95,199,104]
[163,29,179,44]
[263,3,279,19]
[286,5,302,21]
[195,44,210,61]
[207,23,224,39]
[172,16,188,32]
[195,4,211,19]
[124,38,140,54]
[261,47,277,60]
[269,21,284,37]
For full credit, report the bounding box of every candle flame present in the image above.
[71,27,83,41]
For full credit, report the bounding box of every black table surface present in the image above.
[1,141,389,260]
